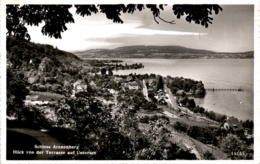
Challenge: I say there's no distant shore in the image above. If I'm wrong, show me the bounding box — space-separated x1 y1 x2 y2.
75 45 253 59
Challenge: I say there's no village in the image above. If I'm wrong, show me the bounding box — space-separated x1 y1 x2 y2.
19 60 253 160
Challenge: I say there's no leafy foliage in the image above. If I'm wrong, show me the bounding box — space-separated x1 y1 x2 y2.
172 5 222 28
167 76 206 97
7 68 29 119
96 131 134 159
137 138 197 159
7 4 222 40
203 151 216 160
242 120 253 129
56 92 135 159
7 5 74 39
173 121 188 132
220 135 244 159
173 121 225 146
156 75 164 91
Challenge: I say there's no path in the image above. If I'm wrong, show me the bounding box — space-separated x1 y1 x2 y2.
142 80 150 101
111 91 120 118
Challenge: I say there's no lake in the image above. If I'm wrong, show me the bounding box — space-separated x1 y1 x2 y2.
114 58 253 121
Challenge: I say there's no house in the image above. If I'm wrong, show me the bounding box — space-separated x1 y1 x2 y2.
158 98 167 105
148 79 157 89
154 90 168 105
24 100 49 106
223 122 230 130
176 90 186 96
224 116 243 131
108 89 116 94
128 81 139 90
71 80 88 97
114 76 123 83
244 129 253 140
90 80 97 88
126 76 134 82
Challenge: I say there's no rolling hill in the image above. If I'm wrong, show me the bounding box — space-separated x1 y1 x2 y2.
75 45 253 59
7 37 81 70
7 37 88 85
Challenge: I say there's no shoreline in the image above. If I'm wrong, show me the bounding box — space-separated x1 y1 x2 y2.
110 58 253 121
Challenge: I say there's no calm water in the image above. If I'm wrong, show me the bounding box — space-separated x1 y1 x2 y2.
114 58 253 121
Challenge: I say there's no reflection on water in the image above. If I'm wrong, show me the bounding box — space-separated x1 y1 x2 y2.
114 58 253 120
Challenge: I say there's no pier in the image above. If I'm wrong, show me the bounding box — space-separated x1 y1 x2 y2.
206 88 244 92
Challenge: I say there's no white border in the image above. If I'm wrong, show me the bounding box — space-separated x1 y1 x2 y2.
254 1 260 163
0 0 259 164
0 0 257 5
0 2 7 164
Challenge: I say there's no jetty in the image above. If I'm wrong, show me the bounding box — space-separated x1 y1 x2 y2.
206 88 243 92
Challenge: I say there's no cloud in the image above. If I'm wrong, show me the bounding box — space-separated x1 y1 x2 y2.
76 21 207 38
123 26 207 36
27 16 207 52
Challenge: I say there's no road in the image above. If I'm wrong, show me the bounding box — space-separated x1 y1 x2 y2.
111 91 120 118
163 85 219 127
142 80 150 101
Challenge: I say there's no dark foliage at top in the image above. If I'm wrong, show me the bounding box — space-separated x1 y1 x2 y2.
7 4 222 40
7 5 74 40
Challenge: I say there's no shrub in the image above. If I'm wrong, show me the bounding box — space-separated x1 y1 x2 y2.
203 151 216 160
140 116 150 124
173 121 188 133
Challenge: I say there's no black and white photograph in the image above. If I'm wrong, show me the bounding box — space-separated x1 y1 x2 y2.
4 3 255 161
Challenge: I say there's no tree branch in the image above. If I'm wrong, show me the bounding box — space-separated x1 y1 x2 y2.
153 15 159 24
157 15 175 24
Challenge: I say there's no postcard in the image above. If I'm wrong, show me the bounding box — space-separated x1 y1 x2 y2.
1 0 259 163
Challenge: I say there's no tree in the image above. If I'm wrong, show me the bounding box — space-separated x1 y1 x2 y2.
242 120 253 129
187 98 196 108
7 68 29 120
108 68 113 76
96 131 134 159
156 75 164 91
220 134 244 159
173 121 188 133
7 4 222 40
203 151 216 160
100 68 106 75
56 91 136 159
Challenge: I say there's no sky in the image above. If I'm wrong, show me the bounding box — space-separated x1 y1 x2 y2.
27 5 254 53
